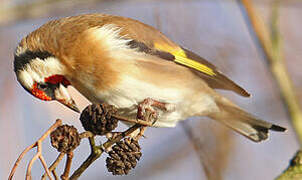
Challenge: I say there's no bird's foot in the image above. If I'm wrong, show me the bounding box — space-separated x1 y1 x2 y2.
137 98 171 123
136 98 175 139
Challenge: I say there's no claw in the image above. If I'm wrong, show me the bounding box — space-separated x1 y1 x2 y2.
135 98 174 139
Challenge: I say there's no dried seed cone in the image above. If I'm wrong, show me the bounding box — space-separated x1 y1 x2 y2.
80 104 119 135
50 125 80 153
106 138 142 175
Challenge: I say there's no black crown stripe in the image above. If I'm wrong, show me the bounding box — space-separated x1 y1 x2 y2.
14 50 54 73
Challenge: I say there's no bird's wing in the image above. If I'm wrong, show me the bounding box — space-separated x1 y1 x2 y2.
126 39 250 97
97 15 250 97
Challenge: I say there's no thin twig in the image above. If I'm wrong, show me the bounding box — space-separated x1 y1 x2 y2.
103 124 142 150
9 144 36 179
26 150 42 180
69 124 141 180
38 155 52 179
9 119 62 180
69 137 100 180
112 115 153 127
79 131 94 139
239 0 302 144
26 141 52 180
10 106 149 179
61 152 74 180
41 152 65 180
52 170 59 180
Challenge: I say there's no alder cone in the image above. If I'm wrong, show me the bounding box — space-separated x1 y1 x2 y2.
80 103 119 135
106 138 142 175
50 125 80 153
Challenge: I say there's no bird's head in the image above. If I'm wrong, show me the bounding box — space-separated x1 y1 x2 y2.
13 45 80 113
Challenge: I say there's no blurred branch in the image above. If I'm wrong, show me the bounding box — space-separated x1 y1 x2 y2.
152 6 223 179
1 0 302 26
181 122 210 178
140 139 193 178
153 3 233 178
181 121 233 180
239 0 302 144
276 150 302 180
0 0 108 26
239 0 302 178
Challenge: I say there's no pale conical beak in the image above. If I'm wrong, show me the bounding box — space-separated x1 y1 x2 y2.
54 84 80 113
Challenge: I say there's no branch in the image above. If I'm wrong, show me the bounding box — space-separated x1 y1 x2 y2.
112 115 153 127
61 152 74 180
9 119 62 180
69 124 142 179
10 103 151 179
41 153 65 180
41 131 93 180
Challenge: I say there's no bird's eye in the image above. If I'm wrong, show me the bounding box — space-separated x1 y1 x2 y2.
37 83 48 90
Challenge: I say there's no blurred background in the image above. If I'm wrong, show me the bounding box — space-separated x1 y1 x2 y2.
1 0 301 179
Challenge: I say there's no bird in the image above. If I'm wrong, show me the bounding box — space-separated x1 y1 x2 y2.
13 13 286 142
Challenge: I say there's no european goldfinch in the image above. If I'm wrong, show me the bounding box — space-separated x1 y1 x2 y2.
14 14 286 142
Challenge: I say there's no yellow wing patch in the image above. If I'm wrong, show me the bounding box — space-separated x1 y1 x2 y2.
154 43 216 76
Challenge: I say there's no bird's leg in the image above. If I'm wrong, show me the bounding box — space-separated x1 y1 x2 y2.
135 127 147 141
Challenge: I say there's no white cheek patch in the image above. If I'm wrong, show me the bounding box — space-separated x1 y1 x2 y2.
28 57 64 79
17 56 64 89
18 70 34 89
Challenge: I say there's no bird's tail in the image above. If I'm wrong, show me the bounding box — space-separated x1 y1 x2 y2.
209 97 286 142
